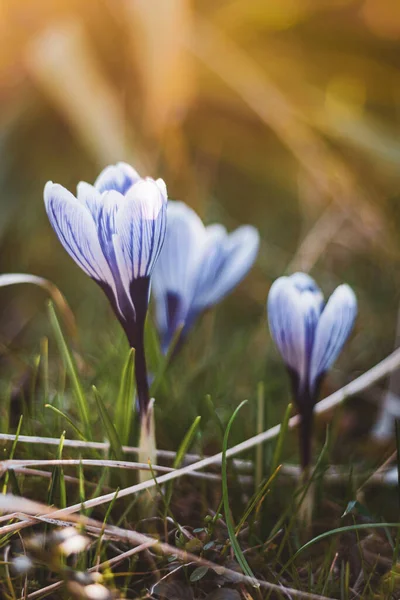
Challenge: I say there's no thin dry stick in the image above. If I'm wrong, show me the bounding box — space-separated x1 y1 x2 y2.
0 434 253 472
11 467 112 491
0 459 174 474
0 459 226 483
4 346 399 527
280 463 394 485
25 541 155 600
0 495 332 600
3 348 400 546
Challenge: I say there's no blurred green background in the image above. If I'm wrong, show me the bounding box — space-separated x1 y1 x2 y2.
1 0 400 451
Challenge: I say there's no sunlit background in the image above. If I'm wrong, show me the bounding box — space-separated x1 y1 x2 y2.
1 0 400 448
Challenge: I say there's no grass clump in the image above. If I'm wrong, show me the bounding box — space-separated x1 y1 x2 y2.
0 302 398 599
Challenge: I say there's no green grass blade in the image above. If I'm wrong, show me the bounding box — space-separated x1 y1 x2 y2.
7 470 21 497
202 394 224 437
270 427 335 579
150 323 184 397
30 354 40 410
255 381 265 490
165 416 201 509
78 461 86 515
148 462 183 531
94 488 120 565
59 461 67 509
41 337 49 406
173 416 201 469
292 424 331 517
222 400 258 584
48 301 91 439
294 522 400 560
2 415 23 494
45 404 86 440
92 386 124 460
9 415 22 459
115 348 135 446
144 313 162 371
270 403 292 475
47 432 66 507
235 465 281 535
86 467 110 519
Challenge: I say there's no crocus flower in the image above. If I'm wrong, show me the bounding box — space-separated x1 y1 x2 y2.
44 162 168 421
267 272 357 470
152 201 260 353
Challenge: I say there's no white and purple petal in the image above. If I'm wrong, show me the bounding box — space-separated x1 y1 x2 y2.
76 182 103 221
288 274 323 369
152 201 207 350
154 178 167 198
289 272 321 294
309 284 357 394
193 225 260 311
44 182 115 289
114 178 167 299
267 277 307 392
94 162 140 195
75 184 134 319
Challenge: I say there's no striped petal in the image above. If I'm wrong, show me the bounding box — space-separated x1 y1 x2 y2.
76 182 103 220
152 201 207 350
290 272 321 294
298 290 324 377
94 162 140 195
97 190 123 263
193 225 260 310
44 182 115 288
309 284 357 394
289 274 324 372
114 178 167 299
98 191 137 318
75 185 133 319
154 178 167 199
267 277 307 391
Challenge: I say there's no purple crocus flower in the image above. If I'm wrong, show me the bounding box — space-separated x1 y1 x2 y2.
44 162 168 421
267 272 357 469
152 201 260 353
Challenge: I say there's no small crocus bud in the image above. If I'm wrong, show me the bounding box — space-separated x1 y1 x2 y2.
267 272 357 470
152 201 260 353
44 162 168 420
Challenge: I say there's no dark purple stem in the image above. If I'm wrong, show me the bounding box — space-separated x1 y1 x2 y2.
133 322 150 418
127 278 151 418
288 368 323 472
98 277 151 418
299 405 314 471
